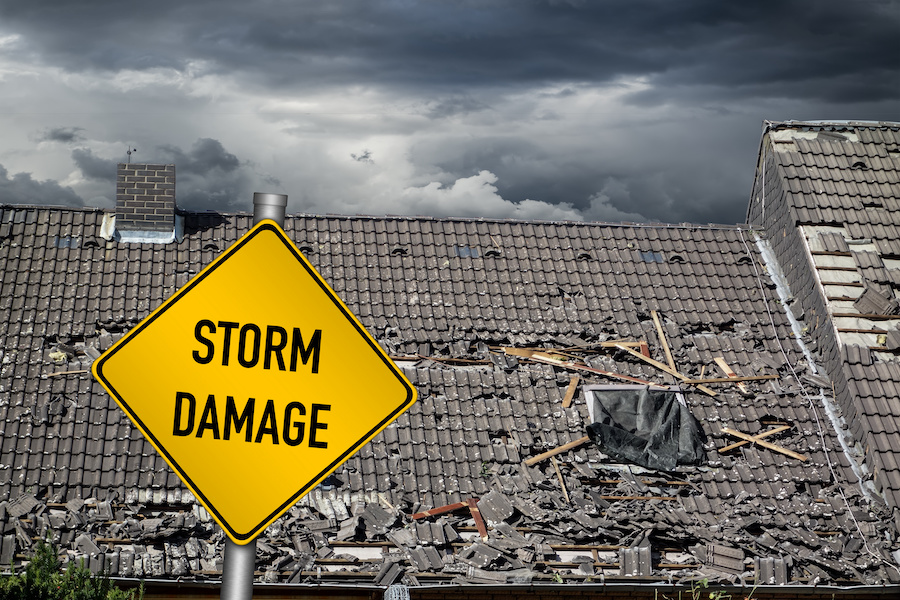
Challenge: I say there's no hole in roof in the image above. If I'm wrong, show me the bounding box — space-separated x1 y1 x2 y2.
202 242 219 251
453 244 479 258
390 246 408 256
51 235 80 249
816 131 847 142
668 253 686 264
851 160 869 170
640 250 665 263
484 248 502 258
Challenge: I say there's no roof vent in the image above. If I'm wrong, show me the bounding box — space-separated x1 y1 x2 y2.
577 251 594 261
390 246 408 256
483 248 502 258
851 160 869 170
115 163 179 243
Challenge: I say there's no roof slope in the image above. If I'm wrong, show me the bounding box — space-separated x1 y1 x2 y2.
1 205 897 590
747 121 900 529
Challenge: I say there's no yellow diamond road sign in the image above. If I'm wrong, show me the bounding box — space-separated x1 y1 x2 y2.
92 220 417 544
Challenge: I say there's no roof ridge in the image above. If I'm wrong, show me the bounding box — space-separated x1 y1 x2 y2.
0 203 751 231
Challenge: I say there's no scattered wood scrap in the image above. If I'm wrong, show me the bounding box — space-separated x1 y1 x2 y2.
719 426 808 461
613 344 717 397
714 357 747 393
718 425 791 453
411 497 488 541
523 435 590 466
651 310 676 371
682 374 780 384
561 375 580 408
501 347 666 388
551 456 570 504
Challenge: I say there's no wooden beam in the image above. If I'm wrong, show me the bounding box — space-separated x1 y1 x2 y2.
551 456 570 504
651 310 676 371
613 344 717 396
524 435 591 466
718 424 791 453
411 501 471 520
682 374 780 384
466 498 489 541
720 426 807 461
502 347 666 388
713 357 747 393
561 376 580 409
832 313 900 320
44 369 90 377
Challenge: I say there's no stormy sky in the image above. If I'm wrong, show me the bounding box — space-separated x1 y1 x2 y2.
0 0 897 224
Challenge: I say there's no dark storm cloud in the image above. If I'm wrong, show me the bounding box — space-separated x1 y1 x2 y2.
154 139 251 212
39 127 85 144
3 1 896 103
2 1 898 224
157 138 240 176
72 148 117 180
0 165 84 207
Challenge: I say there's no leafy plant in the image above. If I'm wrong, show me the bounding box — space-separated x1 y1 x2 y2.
0 539 143 600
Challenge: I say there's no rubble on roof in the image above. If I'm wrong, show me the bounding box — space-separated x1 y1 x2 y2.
2 177 900 592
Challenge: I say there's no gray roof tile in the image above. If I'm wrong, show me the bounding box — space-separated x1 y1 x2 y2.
1 173 898 587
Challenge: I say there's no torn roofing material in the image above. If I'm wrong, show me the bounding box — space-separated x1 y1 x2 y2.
1 163 900 591
585 385 705 471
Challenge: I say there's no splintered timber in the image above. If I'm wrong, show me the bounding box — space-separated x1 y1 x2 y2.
177 319 330 447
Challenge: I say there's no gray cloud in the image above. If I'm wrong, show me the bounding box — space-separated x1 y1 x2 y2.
39 127 85 144
156 139 251 212
72 148 117 180
3 1 896 101
0 165 84 207
0 1 897 224
157 138 240 176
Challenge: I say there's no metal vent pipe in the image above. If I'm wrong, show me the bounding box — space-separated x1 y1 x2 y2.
252 192 288 226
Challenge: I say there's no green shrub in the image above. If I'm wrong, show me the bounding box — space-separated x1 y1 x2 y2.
0 540 143 600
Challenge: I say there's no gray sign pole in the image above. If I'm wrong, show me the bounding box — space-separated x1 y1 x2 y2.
220 192 289 600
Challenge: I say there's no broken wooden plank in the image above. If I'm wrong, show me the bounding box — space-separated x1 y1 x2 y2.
714 357 747 393
466 498 489 541
718 425 791 453
682 374 780 384
561 376 580 409
720 426 807 461
551 457 570 504
44 369 90 378
524 436 590 466
411 501 471 520
638 340 651 358
613 344 717 396
651 310 676 371
503 347 667 388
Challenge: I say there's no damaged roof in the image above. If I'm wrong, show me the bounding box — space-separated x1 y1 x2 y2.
748 120 900 532
1 202 899 595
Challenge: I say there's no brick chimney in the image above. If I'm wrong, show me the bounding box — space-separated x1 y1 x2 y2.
115 163 177 242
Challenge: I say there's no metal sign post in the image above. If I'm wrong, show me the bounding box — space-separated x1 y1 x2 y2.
220 192 288 600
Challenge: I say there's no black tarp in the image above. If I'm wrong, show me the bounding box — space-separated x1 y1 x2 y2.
585 385 705 471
